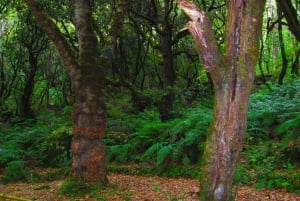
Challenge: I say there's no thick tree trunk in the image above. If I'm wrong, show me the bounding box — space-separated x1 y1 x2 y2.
24 0 108 184
178 1 265 200
71 96 107 183
201 78 253 201
70 0 107 183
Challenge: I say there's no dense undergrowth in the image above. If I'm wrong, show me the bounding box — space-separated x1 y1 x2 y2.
0 79 299 194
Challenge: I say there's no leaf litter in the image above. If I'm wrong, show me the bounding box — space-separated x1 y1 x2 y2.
0 171 299 201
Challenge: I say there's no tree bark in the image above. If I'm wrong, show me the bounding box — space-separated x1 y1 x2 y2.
178 0 265 200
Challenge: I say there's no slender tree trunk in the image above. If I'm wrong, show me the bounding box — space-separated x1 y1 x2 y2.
291 48 300 75
277 3 288 85
178 1 265 200
159 29 176 121
20 67 36 118
276 0 300 42
158 0 176 121
258 37 267 83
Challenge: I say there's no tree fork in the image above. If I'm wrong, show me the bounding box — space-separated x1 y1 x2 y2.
178 0 265 200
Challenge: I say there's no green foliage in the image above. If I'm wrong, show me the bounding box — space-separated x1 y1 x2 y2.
153 182 183 201
276 115 300 166
106 144 133 163
40 125 73 166
58 179 91 198
0 118 48 167
0 108 72 168
140 107 211 166
247 79 300 142
105 105 212 167
160 165 201 179
255 170 300 193
237 79 300 193
41 167 71 181
58 178 106 200
236 141 300 193
1 160 30 183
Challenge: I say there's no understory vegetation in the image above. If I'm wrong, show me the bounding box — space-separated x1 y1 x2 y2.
0 79 299 194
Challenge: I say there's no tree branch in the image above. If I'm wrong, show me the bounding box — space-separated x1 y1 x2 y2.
24 0 80 87
177 0 224 73
0 193 32 201
276 0 300 42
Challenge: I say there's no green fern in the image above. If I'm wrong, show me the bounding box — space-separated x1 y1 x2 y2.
182 129 201 146
106 144 132 163
276 115 300 134
142 142 166 161
156 144 175 165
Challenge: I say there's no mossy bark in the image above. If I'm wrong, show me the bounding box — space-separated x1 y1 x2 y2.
178 0 265 200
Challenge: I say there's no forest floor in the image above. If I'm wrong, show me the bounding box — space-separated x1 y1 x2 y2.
0 168 300 201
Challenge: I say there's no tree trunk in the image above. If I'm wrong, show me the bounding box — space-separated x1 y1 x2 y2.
276 0 300 42
291 48 300 75
158 0 176 121
277 3 288 85
178 1 265 200
24 0 108 184
70 0 107 183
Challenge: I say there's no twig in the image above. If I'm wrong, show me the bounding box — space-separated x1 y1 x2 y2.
0 193 32 201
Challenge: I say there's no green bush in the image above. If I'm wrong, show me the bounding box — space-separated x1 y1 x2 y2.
1 160 29 183
58 179 90 198
0 119 48 167
247 79 300 143
58 178 104 199
105 105 212 169
0 108 72 168
40 125 73 166
140 107 211 166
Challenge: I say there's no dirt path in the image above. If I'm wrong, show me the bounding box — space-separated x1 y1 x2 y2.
1 173 300 201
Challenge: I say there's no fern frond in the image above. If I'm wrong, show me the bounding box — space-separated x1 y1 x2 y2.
106 144 132 162
142 142 166 161
156 144 174 165
183 129 201 146
277 116 300 134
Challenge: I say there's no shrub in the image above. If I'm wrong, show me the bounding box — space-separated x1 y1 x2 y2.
105 105 212 168
40 125 73 166
58 178 104 199
1 160 29 183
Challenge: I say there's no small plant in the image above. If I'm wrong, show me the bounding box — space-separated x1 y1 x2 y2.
153 182 183 201
58 178 107 200
40 125 73 166
1 160 29 183
58 179 91 199
41 167 71 181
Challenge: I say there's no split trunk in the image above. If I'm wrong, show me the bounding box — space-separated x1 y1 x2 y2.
178 0 266 200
